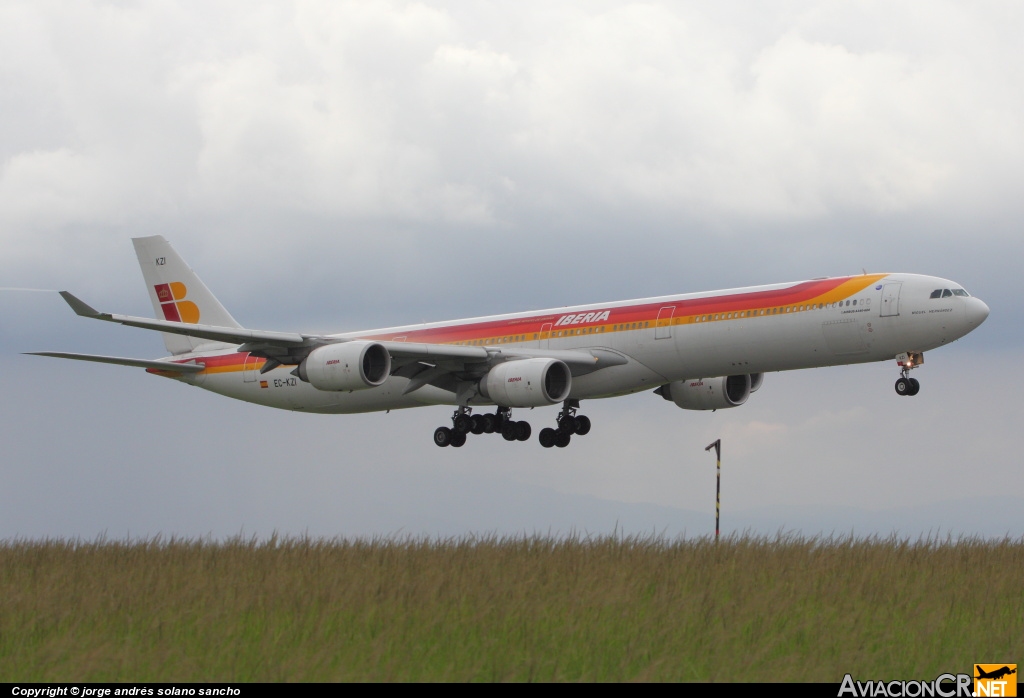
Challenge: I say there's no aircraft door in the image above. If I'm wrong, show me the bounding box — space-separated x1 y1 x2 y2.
242 352 260 383
539 323 552 349
655 306 676 340
881 283 902 317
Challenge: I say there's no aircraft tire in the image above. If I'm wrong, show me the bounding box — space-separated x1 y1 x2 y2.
539 428 556 448
560 416 578 435
470 414 486 434
482 414 496 434
555 430 571 448
451 431 467 448
515 421 531 441
895 378 911 396
908 378 920 396
434 427 453 447
574 415 591 436
501 422 517 441
454 414 473 434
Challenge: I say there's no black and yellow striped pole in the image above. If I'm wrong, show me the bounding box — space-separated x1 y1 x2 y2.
705 439 721 539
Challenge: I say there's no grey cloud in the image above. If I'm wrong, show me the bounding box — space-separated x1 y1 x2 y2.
1 1 1021 540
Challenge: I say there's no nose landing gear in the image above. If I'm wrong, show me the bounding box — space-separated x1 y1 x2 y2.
894 375 920 396
894 352 923 396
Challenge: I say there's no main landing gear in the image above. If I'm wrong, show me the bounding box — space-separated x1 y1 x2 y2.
432 401 594 448
433 406 532 448
894 352 923 397
538 400 592 449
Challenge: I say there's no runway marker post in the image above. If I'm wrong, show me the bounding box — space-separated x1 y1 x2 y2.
705 439 722 539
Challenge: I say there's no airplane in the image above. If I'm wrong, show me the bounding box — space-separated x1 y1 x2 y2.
28 236 989 448
975 666 1016 681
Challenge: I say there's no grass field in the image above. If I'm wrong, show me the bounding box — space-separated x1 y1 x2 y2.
1 533 1021 682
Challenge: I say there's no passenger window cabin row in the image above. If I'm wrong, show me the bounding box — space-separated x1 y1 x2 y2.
449 293 892 344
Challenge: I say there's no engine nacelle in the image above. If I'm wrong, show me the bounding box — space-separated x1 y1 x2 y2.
656 374 757 410
297 341 391 392
479 358 572 407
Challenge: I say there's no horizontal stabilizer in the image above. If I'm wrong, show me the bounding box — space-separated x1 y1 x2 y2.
25 352 204 373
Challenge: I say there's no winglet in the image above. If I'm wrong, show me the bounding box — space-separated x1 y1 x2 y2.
59 291 102 317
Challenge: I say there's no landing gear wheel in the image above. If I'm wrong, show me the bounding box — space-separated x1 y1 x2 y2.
454 413 473 434
539 428 556 448
908 378 920 396
554 399 585 441
895 377 911 396
434 427 452 447
515 421 532 442
501 422 518 441
481 414 496 434
450 431 467 448
470 414 485 435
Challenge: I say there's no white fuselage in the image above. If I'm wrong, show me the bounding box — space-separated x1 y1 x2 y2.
163 273 988 414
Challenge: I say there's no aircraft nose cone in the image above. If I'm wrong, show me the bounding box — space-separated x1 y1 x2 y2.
966 297 990 326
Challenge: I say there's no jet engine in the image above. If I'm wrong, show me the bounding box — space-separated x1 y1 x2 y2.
297 341 391 391
479 358 572 407
655 373 763 410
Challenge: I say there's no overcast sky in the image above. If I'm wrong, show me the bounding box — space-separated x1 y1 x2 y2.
2 0 1022 541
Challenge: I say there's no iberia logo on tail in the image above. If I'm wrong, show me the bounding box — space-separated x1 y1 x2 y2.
154 282 200 323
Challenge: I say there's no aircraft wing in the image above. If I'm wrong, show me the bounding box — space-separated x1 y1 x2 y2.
58 291 310 347
378 341 624 370
479 346 628 373
378 341 489 362
53 291 628 379
24 352 204 373
383 344 627 395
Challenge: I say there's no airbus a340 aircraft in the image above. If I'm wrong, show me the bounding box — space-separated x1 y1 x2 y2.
31 236 989 448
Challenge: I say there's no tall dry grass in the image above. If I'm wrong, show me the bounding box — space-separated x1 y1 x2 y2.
1 533 1021 681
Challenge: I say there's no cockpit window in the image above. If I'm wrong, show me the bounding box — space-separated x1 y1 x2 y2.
931 288 970 299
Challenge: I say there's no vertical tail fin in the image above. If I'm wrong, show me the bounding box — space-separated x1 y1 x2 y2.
132 236 241 355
